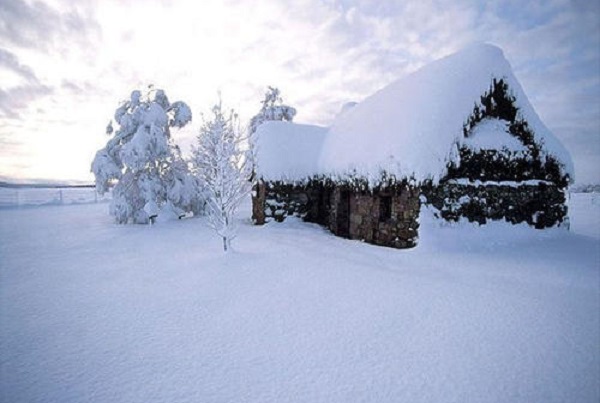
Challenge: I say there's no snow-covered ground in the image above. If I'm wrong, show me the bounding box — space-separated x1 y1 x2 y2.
1 194 598 403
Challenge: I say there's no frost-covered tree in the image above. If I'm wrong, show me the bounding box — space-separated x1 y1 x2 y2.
192 100 251 251
249 86 296 135
91 87 200 224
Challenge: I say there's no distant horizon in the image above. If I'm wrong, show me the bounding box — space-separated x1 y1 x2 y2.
0 177 95 187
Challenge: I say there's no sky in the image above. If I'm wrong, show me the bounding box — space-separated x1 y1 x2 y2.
0 0 599 184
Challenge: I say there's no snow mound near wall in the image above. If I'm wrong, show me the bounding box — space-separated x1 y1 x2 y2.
319 43 574 183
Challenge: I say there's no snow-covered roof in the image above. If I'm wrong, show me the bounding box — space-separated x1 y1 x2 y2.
255 121 327 182
256 44 574 184
320 43 574 183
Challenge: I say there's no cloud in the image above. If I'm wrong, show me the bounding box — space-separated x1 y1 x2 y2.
0 48 53 119
0 0 100 53
0 48 39 84
0 1 101 121
0 133 21 148
0 85 54 119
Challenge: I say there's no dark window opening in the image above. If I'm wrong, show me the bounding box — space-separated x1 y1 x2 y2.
337 190 351 237
379 196 392 222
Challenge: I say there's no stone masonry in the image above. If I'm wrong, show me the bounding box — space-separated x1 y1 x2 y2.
328 187 420 248
252 181 421 249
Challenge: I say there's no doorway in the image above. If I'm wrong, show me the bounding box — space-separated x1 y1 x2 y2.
336 190 351 238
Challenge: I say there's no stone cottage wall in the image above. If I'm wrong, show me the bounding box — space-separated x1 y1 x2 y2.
252 181 327 224
252 181 421 249
329 186 420 248
423 180 567 228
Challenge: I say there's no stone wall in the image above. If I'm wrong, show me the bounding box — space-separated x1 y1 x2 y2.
328 187 420 248
252 181 421 249
252 181 329 224
423 180 567 228
252 178 567 249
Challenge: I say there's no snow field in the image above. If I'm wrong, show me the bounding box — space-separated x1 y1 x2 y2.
1 195 599 403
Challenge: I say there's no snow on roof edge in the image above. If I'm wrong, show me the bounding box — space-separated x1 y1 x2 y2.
255 121 328 182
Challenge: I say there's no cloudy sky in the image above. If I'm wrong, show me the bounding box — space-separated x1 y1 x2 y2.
1 0 598 184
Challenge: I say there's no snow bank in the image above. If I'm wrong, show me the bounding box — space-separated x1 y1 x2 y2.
319 43 574 183
255 121 328 182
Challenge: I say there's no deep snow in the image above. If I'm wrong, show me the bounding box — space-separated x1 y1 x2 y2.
0 194 598 403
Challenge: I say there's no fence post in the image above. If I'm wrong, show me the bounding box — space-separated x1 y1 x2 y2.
59 189 64 205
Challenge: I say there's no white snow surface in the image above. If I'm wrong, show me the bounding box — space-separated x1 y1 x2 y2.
1 196 599 403
255 121 328 181
319 43 574 183
463 117 528 153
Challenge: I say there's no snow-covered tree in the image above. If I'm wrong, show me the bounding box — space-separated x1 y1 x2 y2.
91 87 199 224
162 145 206 219
192 100 251 251
249 86 296 135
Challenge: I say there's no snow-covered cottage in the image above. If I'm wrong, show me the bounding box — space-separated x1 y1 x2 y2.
252 44 573 248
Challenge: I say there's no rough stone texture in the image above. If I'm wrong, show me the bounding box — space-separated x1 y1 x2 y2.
252 181 420 249
251 178 569 248
423 181 568 228
335 187 420 249
253 182 324 224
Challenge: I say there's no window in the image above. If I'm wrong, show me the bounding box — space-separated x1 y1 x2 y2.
379 196 392 222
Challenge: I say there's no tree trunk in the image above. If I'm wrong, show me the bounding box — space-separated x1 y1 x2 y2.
222 236 228 252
